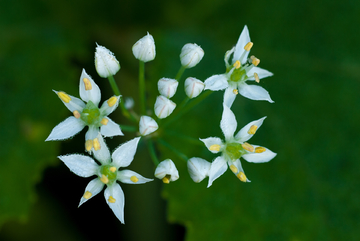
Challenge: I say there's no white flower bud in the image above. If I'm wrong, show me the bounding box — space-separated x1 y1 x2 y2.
154 159 179 183
139 116 158 136
157 78 178 98
124 97 134 110
154 95 176 119
180 43 204 68
187 157 211 183
94 44 120 78
184 77 205 98
132 32 156 62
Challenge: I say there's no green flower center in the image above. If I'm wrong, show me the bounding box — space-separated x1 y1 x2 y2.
230 68 247 82
80 101 101 126
100 165 117 185
225 142 246 160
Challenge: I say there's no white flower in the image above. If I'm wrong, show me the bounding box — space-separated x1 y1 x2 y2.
94 44 120 78
187 157 211 183
46 69 123 152
204 25 274 107
58 136 153 224
157 78 179 98
180 43 204 68
184 77 205 98
139 116 158 136
154 159 179 183
200 104 276 187
132 32 156 62
154 95 176 119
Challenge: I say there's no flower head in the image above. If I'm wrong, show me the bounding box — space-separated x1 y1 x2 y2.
154 95 176 119
132 32 156 62
157 78 179 98
200 104 276 187
58 136 153 224
180 43 204 68
95 44 120 78
184 77 205 98
204 25 274 107
139 116 158 136
154 159 179 183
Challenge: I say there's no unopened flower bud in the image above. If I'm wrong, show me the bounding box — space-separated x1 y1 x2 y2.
180 43 204 68
154 159 179 183
187 157 211 183
124 97 135 110
132 32 156 62
184 77 205 98
95 44 120 78
158 78 178 98
154 96 176 119
139 116 158 136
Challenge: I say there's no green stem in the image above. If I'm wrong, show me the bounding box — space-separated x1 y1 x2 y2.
175 65 186 81
158 138 188 162
162 97 189 129
139 61 146 114
147 140 160 166
164 130 203 146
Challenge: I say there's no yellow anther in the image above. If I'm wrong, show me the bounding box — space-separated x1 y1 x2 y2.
248 125 258 135
229 164 238 174
85 140 93 151
58 92 71 103
244 42 253 51
93 138 101 151
162 175 171 184
83 77 92 90
109 167 117 173
237 172 247 182
100 174 109 184
108 196 116 203
130 176 139 183
100 118 108 125
254 72 260 83
250 56 260 66
83 191 92 199
233 60 241 69
242 142 255 152
255 146 266 153
107 96 118 107
73 110 81 119
209 144 221 152
233 89 239 95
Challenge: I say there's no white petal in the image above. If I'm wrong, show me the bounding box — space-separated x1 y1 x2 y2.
79 69 101 106
104 184 125 224
199 137 223 154
154 96 176 119
187 157 211 183
242 145 277 163
157 78 178 98
100 117 123 137
139 116 158 136
223 86 237 108
238 83 274 103
204 74 228 91
78 178 104 207
224 47 235 68
247 67 273 81
92 134 111 165
46 116 85 141
117 170 153 184
85 125 99 141
207 156 227 188
233 25 251 64
100 95 121 116
132 32 156 62
95 44 120 78
228 159 250 182
220 104 237 141
53 90 85 112
235 116 266 142
154 159 179 181
180 43 204 68
58 154 99 177
112 137 141 168
184 77 205 99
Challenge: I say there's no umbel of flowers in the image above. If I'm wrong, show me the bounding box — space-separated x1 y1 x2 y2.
46 26 276 224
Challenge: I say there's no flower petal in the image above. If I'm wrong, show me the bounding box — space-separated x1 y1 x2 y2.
117 170 153 184
242 145 277 163
220 104 237 141
104 184 125 224
227 159 250 182
46 116 85 141
238 82 274 103
100 95 121 116
204 74 229 91
207 156 228 188
92 134 111 165
154 159 179 181
223 86 237 108
187 157 211 183
247 67 273 81
100 117 124 137
79 69 101 106
78 178 104 207
199 137 223 154
112 137 141 168
53 90 85 112
233 25 251 64
235 116 266 142
58 154 99 177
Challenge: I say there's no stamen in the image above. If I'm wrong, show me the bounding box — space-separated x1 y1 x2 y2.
254 73 260 83
250 56 260 66
255 146 266 153
108 196 116 203
242 142 254 152
229 164 238 174
244 42 253 51
248 125 258 135
107 96 118 107
209 144 221 152
109 167 117 173
93 138 101 151
162 175 171 184
100 174 109 184
100 118 108 125
83 191 92 199
73 110 81 119
233 60 241 69
233 89 239 95
83 78 92 90
237 172 247 182
130 176 139 183
58 92 71 103
85 140 93 151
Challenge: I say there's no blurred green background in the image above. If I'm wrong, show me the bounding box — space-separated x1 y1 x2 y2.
1 0 359 240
